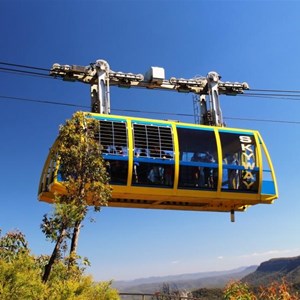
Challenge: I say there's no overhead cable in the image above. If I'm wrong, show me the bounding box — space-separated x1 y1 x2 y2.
2 60 300 100
249 88 300 93
241 94 300 101
0 61 51 79
0 67 51 78
0 61 50 72
0 95 89 109
0 94 299 125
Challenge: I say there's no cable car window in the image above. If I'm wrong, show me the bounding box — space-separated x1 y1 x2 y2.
96 120 128 155
94 120 128 185
219 132 258 192
40 158 57 193
258 136 276 195
132 123 174 187
177 127 218 190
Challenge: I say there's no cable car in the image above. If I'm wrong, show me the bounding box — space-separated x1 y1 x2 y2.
38 112 278 214
38 60 278 220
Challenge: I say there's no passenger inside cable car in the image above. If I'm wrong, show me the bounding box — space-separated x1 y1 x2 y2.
131 123 175 187
177 126 218 190
220 132 258 192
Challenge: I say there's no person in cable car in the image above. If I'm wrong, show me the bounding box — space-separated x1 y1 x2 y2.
228 153 240 190
191 152 204 187
203 151 216 188
147 146 163 184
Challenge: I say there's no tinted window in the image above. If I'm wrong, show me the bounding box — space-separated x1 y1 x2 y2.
177 127 218 190
219 132 258 192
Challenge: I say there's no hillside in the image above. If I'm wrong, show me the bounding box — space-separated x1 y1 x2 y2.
114 256 300 298
113 266 257 293
242 255 300 287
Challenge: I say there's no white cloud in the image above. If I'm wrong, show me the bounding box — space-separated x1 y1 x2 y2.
238 249 300 259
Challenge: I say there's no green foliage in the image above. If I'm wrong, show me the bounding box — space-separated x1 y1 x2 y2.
43 112 111 239
223 281 256 300
0 229 28 262
153 283 191 300
257 279 299 300
0 229 120 300
223 280 299 300
192 287 223 299
44 261 120 300
0 253 45 300
41 112 112 281
41 201 81 243
55 111 111 208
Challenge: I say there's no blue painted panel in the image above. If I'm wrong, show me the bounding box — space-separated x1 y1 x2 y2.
218 129 254 135
134 157 174 165
262 180 276 195
91 115 127 122
132 120 172 127
103 154 128 161
176 124 214 131
180 161 218 168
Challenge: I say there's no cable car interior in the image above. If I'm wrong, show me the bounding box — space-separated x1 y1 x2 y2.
38 60 278 221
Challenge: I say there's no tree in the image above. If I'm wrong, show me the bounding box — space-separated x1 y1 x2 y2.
0 229 120 300
41 112 111 282
0 229 28 262
223 281 256 300
153 283 191 300
223 280 299 300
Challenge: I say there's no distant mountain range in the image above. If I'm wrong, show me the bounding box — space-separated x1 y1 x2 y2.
114 255 300 294
113 266 257 293
242 255 300 288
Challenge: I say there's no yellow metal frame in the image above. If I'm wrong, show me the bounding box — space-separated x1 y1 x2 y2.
38 113 278 213
257 131 279 201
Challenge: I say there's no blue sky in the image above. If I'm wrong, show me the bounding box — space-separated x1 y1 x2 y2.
1 0 300 281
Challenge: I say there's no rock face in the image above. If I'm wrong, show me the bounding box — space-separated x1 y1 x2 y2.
257 256 300 273
242 256 300 287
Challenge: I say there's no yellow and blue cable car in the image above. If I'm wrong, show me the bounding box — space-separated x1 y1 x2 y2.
38 113 278 214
